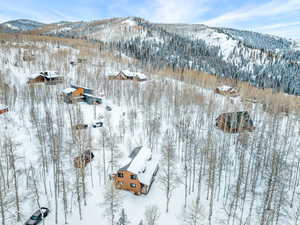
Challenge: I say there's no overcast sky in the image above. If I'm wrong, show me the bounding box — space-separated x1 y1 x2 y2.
0 0 299 40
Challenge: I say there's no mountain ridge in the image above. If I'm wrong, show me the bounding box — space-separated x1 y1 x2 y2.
1 17 300 95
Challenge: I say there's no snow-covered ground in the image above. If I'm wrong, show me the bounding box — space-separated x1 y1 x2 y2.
1 36 300 225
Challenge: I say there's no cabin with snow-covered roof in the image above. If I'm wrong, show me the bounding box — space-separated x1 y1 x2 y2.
112 146 159 195
214 85 239 97
62 85 102 104
108 70 147 81
27 71 64 84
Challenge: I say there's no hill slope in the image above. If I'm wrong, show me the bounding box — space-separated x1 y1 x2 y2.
1 17 300 95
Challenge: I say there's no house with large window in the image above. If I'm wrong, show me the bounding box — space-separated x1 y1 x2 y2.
112 146 159 195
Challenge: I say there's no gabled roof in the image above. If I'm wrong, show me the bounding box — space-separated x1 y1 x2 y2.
119 146 159 185
40 71 62 78
62 87 77 94
119 146 151 174
70 84 94 94
120 70 147 80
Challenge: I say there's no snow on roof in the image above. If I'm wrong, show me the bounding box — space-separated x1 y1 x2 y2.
40 71 63 78
28 73 42 79
121 70 147 80
84 93 102 99
217 85 234 92
62 87 76 94
120 146 153 174
0 104 8 110
138 155 159 186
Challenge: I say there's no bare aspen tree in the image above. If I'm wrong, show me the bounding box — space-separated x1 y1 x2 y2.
103 183 123 225
144 205 160 225
181 201 204 225
159 129 180 213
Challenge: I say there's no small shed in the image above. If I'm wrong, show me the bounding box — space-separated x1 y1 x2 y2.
112 146 159 195
74 151 95 168
215 111 255 133
0 105 8 115
215 85 239 97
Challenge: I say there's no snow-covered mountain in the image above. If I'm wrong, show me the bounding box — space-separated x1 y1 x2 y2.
1 17 300 95
0 19 45 32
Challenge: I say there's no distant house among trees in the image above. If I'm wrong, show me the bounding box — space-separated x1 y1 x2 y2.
215 111 255 133
107 70 147 81
0 104 8 115
214 85 239 97
62 84 102 105
74 150 95 168
27 71 64 84
112 146 159 195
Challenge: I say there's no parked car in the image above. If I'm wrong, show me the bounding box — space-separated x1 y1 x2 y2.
24 207 49 225
92 120 103 128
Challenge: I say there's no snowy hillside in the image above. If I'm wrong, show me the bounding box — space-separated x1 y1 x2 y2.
0 19 44 32
1 33 300 225
1 17 300 95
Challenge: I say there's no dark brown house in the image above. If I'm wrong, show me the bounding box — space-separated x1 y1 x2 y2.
74 151 94 168
0 105 8 115
112 146 159 195
215 111 255 133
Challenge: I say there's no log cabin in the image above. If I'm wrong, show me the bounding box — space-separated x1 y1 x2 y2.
112 146 159 195
215 111 255 133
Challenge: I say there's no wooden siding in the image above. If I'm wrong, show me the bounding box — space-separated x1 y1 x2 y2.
0 108 8 115
27 75 45 84
113 170 143 195
72 88 84 97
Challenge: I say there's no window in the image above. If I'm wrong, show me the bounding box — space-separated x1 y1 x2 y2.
131 175 137 180
117 172 124 178
130 183 136 188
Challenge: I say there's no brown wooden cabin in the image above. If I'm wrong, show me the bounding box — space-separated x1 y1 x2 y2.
74 151 94 168
215 111 255 133
0 105 8 115
62 85 102 105
214 85 239 97
112 146 159 195
108 70 147 82
27 71 64 84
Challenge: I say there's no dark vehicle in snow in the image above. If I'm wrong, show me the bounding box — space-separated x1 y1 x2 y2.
24 207 49 225
92 120 103 128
